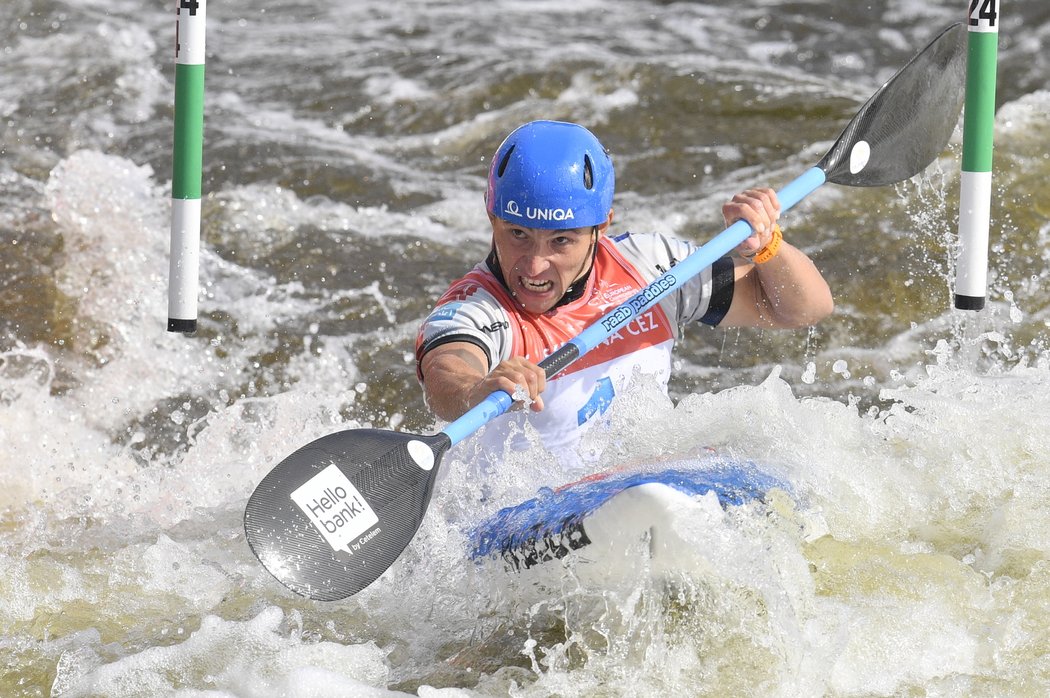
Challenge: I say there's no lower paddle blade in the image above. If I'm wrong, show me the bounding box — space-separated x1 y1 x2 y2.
244 429 451 601
819 22 967 187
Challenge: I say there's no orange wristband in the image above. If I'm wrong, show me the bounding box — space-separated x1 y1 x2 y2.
749 224 782 264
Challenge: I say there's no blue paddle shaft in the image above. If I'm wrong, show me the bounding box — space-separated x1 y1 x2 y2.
441 166 828 447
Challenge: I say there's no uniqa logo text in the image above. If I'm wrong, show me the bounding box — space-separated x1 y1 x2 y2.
505 200 576 222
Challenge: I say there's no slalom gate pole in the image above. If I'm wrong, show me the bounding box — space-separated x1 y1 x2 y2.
168 0 207 333
954 0 1000 311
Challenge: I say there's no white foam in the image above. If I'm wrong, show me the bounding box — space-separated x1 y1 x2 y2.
48 608 397 697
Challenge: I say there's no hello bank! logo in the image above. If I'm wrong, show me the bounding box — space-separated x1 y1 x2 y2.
290 464 379 555
504 200 576 223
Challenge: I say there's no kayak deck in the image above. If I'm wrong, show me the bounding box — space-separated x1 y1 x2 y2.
471 459 788 571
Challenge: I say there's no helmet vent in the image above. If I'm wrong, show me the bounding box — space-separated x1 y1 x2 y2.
497 145 515 177
583 154 594 190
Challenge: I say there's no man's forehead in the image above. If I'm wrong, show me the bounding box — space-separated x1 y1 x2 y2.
497 220 593 236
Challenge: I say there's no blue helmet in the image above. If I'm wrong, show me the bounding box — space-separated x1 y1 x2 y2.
486 120 615 229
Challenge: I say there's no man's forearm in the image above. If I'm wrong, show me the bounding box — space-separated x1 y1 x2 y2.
419 346 489 421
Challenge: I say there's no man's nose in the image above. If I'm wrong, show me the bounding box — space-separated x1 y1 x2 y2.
519 247 551 275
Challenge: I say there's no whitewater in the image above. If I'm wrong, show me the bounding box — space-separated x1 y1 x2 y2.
2 0 1049 695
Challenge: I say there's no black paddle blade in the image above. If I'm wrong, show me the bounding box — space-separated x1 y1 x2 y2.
244 429 451 601
819 22 966 187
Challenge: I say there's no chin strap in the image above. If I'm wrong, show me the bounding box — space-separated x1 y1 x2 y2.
556 226 600 308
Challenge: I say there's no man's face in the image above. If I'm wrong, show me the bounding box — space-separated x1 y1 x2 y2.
490 216 599 315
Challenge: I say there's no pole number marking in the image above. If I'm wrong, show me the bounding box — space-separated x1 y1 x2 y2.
968 0 998 29
175 0 200 58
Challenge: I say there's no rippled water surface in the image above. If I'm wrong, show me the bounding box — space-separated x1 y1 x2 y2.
2 0 1049 695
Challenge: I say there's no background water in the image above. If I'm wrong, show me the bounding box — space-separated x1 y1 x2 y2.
2 0 1050 695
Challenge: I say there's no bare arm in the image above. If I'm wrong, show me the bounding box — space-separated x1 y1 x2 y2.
419 342 546 421
719 188 834 329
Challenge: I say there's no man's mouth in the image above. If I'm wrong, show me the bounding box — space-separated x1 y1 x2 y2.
519 277 554 294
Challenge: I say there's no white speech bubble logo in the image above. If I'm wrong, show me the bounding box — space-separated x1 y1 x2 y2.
290 464 379 554
407 440 434 471
850 140 871 174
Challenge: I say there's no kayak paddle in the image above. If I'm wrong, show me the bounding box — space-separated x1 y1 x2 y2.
244 22 966 601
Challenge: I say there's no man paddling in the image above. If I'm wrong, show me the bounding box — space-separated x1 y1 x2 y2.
415 120 833 469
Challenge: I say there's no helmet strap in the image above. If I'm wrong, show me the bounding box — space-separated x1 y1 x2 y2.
555 226 600 308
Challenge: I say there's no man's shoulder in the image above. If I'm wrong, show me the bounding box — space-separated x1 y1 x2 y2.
435 264 508 308
419 268 514 351
610 229 693 251
608 231 697 276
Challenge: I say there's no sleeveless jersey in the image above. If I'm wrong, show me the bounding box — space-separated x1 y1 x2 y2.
415 232 736 473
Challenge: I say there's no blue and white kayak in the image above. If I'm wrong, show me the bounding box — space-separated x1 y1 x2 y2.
470 456 789 574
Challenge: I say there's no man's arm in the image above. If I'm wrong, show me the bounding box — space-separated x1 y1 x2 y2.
419 342 546 421
721 241 834 328
718 188 834 329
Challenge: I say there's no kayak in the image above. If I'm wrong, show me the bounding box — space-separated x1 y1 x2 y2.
470 456 789 574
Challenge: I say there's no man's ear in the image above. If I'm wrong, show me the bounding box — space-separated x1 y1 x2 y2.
596 208 614 236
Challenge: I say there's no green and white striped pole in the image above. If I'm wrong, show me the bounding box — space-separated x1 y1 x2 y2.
954 0 1000 311
168 0 207 333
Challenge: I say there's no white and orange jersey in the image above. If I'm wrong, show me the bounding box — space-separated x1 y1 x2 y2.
416 232 736 472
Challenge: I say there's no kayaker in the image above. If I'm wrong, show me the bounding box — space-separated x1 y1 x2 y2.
415 120 833 468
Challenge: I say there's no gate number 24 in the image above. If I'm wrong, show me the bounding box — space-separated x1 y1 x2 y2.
969 0 998 28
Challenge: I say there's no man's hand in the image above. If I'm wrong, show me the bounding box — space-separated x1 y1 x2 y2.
723 187 781 258
470 357 546 413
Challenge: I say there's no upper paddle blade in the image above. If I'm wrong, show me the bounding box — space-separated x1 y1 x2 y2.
243 429 450 601
819 22 967 187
